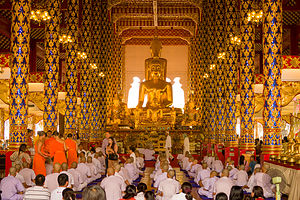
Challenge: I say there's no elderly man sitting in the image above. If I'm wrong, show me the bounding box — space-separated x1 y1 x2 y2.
0 167 25 200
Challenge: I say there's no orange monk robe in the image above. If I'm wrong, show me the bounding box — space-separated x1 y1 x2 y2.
52 139 67 165
65 138 78 167
44 137 55 156
33 142 46 176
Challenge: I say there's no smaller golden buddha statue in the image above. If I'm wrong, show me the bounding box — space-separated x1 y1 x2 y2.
182 94 199 126
107 93 128 128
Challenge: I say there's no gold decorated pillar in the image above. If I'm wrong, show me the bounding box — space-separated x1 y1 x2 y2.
44 0 60 132
240 0 255 150
79 0 91 140
0 108 4 139
9 0 31 148
65 0 79 136
262 0 282 156
215 0 226 144
225 0 238 147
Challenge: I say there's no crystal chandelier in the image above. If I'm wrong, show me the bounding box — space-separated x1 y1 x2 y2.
247 10 263 23
30 10 51 25
217 52 226 59
99 72 105 78
209 64 216 70
77 51 87 60
203 73 209 79
59 34 73 44
230 35 241 45
90 63 97 69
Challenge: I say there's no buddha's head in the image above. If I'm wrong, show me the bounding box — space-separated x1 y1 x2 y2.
150 64 162 80
150 37 162 58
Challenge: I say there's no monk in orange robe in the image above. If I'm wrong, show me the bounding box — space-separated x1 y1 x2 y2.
51 131 67 165
33 131 50 176
43 130 55 155
65 133 78 167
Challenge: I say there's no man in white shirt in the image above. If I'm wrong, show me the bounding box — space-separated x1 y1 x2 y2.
158 170 180 200
181 154 191 170
136 152 145 170
14 164 26 187
44 162 61 192
195 163 211 185
60 162 74 188
188 159 202 178
233 165 248 187
124 157 139 181
213 169 234 198
19 162 36 188
206 153 215 169
245 167 261 193
138 147 155 161
120 163 132 184
76 156 92 184
24 174 50 200
198 171 219 199
154 164 169 188
254 164 275 198
165 131 174 161
114 163 130 185
129 146 137 166
212 156 223 174
0 167 25 200
86 156 101 181
50 173 69 200
228 164 239 180
100 168 126 200
93 153 105 174
68 162 87 192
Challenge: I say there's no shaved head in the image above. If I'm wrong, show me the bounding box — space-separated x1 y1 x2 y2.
107 168 115 176
239 165 245 170
222 169 229 177
9 167 16 176
61 162 68 171
162 164 169 172
22 162 29 168
53 163 61 173
87 156 92 163
81 157 86 163
210 171 217 177
114 164 121 172
167 170 175 178
15 164 21 172
71 162 78 169
202 163 208 169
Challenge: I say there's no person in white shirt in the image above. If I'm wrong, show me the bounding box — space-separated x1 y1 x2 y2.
154 163 169 188
100 168 126 200
171 182 195 200
254 164 275 198
19 162 36 188
24 174 50 200
93 153 105 174
198 171 218 198
188 159 202 178
227 163 239 180
125 157 139 181
233 165 248 187
45 159 53 176
183 134 190 154
138 147 155 161
136 151 145 170
213 169 234 199
45 162 61 192
50 173 69 200
0 167 25 200
68 162 87 192
113 163 130 185
76 156 92 184
181 154 191 170
212 156 223 174
135 183 147 200
60 162 74 188
206 153 215 169
195 163 211 185
165 131 174 161
14 164 26 187
129 146 137 165
158 169 180 200
86 156 101 181
120 163 132 184
185 156 194 172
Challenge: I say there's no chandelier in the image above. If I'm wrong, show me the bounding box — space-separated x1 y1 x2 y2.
59 34 73 44
209 64 216 70
230 35 241 45
217 52 226 59
90 63 97 69
99 72 105 77
30 10 51 25
77 51 87 60
203 73 209 79
247 10 263 23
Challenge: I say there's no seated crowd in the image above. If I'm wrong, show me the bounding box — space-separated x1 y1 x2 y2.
0 131 276 200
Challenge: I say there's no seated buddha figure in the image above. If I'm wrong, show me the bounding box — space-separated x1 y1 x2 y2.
137 37 173 109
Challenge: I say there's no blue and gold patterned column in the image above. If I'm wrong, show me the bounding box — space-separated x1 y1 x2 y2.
225 0 238 147
215 0 226 144
79 0 91 140
44 0 60 132
262 0 282 155
9 0 31 148
65 0 78 136
240 0 255 150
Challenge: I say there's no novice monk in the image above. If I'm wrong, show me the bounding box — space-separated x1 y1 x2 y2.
212 156 224 174
154 163 169 188
233 165 248 187
158 169 180 200
86 156 101 181
18 162 35 188
60 162 74 188
198 171 218 198
51 132 67 165
76 157 92 184
188 159 202 178
213 169 234 199
125 157 139 181
65 134 78 167
33 131 49 176
44 163 61 192
0 167 25 200
195 163 210 185
68 162 87 191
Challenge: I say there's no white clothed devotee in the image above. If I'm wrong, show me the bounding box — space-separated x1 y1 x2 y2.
15 173 25 185
138 148 155 161
181 157 190 170
0 175 25 200
213 176 234 199
245 173 257 193
188 164 202 178
76 163 92 184
135 192 145 200
254 172 275 198
44 173 59 192
100 175 126 200
212 160 223 174
45 164 53 175
125 163 139 181
92 157 104 173
158 178 181 200
154 172 167 188
195 168 211 184
60 171 74 188
177 154 184 161
198 176 219 198
50 186 66 200
120 166 132 184
203 156 208 164
233 169 248 187
136 157 145 169
130 152 137 166
86 163 100 181
18 167 36 187
153 168 163 181
206 157 215 169
68 168 87 192
183 136 190 154
229 167 239 180
171 193 195 200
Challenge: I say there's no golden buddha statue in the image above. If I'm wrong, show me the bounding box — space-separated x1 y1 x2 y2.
137 37 173 109
107 93 128 128
182 94 199 126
